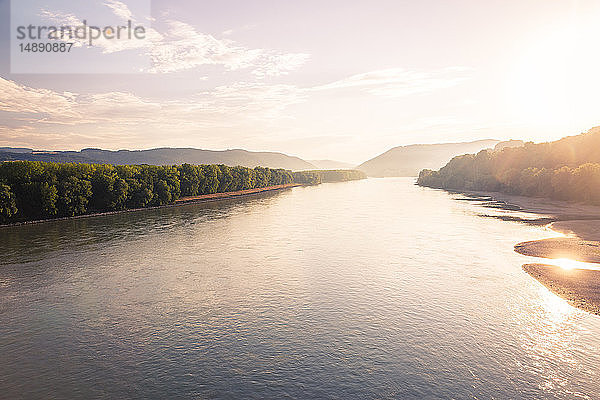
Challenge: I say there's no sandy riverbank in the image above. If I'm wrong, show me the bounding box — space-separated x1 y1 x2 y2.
174 184 300 204
523 263 600 315
516 219 600 315
462 191 600 315
550 220 600 241
515 236 600 264
463 189 600 220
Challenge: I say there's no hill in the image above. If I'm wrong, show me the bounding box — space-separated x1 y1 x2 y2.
417 127 600 204
357 140 500 177
0 147 317 171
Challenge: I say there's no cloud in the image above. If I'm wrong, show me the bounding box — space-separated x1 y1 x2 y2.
103 0 133 21
0 64 470 138
39 8 309 76
147 20 310 75
0 77 312 151
0 78 79 118
0 77 305 136
199 83 306 120
312 67 472 97
250 53 311 78
0 62 473 153
221 24 257 37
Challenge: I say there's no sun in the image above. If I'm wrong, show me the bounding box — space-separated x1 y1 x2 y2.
506 19 600 130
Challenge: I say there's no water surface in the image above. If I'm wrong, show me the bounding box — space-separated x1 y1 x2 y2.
1 178 599 399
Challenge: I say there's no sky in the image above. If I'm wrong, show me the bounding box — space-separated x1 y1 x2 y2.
1 0 600 164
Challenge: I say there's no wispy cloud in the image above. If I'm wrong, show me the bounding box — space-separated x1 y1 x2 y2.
103 0 133 21
0 62 472 145
0 76 312 150
0 77 304 134
39 7 310 76
200 83 306 119
148 20 310 75
222 24 258 37
0 78 79 117
312 67 472 97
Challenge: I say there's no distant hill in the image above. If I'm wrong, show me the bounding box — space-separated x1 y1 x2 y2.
357 139 500 177
306 160 355 170
0 147 317 171
0 147 32 154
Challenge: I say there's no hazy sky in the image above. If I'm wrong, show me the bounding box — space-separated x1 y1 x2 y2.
1 0 600 163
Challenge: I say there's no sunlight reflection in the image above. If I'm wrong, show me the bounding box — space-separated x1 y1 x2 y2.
526 254 600 271
515 285 581 394
545 258 600 271
538 284 575 317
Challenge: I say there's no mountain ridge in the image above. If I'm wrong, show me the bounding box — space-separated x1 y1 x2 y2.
357 139 501 177
0 147 318 171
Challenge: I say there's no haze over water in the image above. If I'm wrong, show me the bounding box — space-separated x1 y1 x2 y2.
1 178 599 399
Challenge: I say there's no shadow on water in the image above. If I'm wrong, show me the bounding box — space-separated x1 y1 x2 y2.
0 189 291 266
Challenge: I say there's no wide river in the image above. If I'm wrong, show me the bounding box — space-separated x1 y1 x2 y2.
1 178 600 399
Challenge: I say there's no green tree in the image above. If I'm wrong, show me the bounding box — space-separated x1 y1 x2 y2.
179 164 202 196
201 165 219 194
40 182 58 217
155 179 172 205
0 183 17 222
58 176 92 217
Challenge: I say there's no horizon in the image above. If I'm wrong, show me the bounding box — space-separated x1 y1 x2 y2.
0 136 517 166
2 0 600 164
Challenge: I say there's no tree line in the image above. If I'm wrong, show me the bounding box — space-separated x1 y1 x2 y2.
0 161 366 223
292 169 366 185
417 128 600 204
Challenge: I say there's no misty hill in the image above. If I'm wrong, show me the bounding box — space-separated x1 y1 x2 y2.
0 147 32 154
307 160 355 170
0 147 317 171
357 139 500 177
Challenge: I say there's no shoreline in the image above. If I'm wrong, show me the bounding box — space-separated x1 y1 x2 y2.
522 263 600 315
0 183 301 229
516 220 600 316
454 189 600 315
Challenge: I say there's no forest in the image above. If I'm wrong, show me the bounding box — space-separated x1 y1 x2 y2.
292 169 367 185
417 127 600 204
0 161 366 223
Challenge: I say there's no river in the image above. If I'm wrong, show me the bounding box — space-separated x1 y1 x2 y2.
1 178 599 399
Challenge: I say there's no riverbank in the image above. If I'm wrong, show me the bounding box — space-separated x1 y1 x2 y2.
515 235 600 264
516 219 600 315
522 264 600 315
0 183 300 228
174 184 300 204
455 189 600 315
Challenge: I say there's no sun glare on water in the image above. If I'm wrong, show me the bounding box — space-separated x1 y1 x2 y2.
546 258 600 271
551 258 581 270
